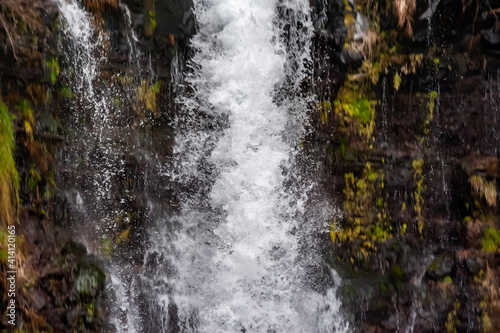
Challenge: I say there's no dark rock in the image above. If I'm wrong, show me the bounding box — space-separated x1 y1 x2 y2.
61 240 87 256
155 0 195 42
465 257 484 275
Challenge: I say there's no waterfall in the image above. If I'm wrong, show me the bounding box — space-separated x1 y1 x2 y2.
146 0 348 331
54 0 347 331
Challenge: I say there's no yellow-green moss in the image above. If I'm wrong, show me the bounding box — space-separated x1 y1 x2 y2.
137 80 161 115
413 158 424 234
445 299 461 333
334 89 377 141
393 72 401 91
0 102 19 226
423 90 438 138
334 163 391 256
482 227 500 253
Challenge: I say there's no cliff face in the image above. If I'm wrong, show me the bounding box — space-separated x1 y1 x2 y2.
0 0 193 330
309 0 500 331
1 0 500 331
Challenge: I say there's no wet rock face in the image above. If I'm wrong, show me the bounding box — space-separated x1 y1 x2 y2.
155 0 195 42
308 0 500 331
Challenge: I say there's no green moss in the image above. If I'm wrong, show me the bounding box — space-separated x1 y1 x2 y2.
340 284 357 299
0 102 19 226
334 91 377 141
75 263 105 297
480 311 492 332
46 57 60 84
60 85 74 99
389 264 405 289
372 223 391 241
482 227 500 253
336 97 374 124
28 165 41 191
337 138 349 158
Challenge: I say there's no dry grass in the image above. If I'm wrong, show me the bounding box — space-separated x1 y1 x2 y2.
394 0 416 36
470 175 497 207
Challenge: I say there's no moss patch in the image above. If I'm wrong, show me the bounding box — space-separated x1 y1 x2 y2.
0 102 19 226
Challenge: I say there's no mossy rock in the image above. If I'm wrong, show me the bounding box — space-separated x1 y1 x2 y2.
426 253 454 279
74 261 106 298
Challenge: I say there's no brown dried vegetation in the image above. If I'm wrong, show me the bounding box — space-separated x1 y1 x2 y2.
85 0 119 13
394 0 416 36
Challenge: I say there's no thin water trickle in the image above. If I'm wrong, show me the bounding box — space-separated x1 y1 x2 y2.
381 77 388 144
119 2 141 68
55 0 141 331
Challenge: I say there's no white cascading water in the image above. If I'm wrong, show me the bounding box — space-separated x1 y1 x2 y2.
146 0 349 331
55 0 115 206
55 0 348 331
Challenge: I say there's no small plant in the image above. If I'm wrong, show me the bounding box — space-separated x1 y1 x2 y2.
393 72 401 91
144 0 156 36
443 276 453 284
75 268 99 296
28 166 41 192
149 10 157 31
101 236 112 256
16 100 34 142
